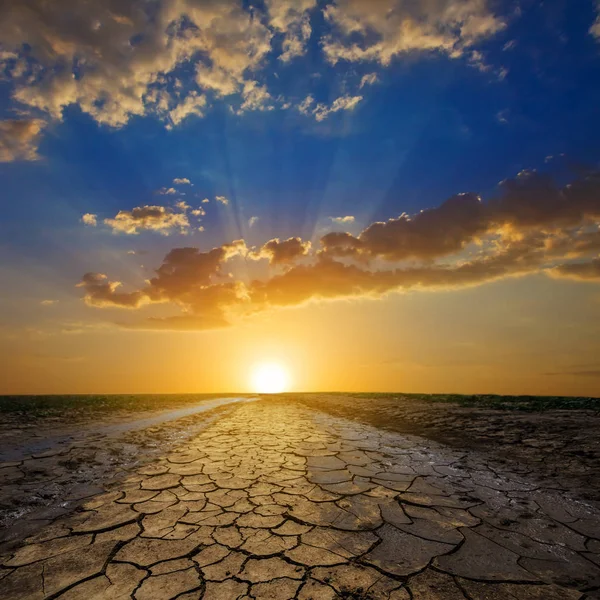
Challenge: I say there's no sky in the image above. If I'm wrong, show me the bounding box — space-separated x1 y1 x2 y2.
1 0 600 395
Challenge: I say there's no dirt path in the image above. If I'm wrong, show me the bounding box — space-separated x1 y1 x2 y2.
1 399 599 599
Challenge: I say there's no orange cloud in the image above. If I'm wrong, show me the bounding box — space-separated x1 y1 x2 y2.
104 205 190 235
322 171 600 262
250 237 312 266
549 259 600 282
0 119 46 162
78 170 600 330
76 273 149 309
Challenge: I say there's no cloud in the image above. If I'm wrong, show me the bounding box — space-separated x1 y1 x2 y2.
168 92 208 127
77 273 148 309
0 0 273 127
157 187 177 195
0 0 516 153
249 216 259 227
265 0 317 62
359 73 378 88
173 178 191 185
297 94 363 121
322 0 506 66
250 237 312 266
313 95 363 121
321 170 600 263
215 195 229 206
496 109 509 124
549 259 600 282
202 198 210 204
104 205 190 235
330 215 356 224
0 119 45 162
40 299 58 306
238 81 273 113
591 2 600 39
298 95 315 115
81 213 98 227
546 369 600 377
79 170 600 329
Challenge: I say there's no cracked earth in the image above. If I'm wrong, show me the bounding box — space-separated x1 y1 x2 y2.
2 399 600 599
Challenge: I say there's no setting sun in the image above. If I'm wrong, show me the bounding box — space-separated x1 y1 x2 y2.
251 363 289 394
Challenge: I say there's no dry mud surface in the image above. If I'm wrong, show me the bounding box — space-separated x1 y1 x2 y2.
0 399 251 551
293 394 600 501
1 398 600 599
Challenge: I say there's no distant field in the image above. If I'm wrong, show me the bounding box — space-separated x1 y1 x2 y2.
0 393 251 418
1 392 599 423
331 392 600 412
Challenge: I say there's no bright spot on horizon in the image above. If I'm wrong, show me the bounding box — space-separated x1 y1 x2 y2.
251 363 289 394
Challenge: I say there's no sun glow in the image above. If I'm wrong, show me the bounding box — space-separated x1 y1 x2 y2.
251 362 290 394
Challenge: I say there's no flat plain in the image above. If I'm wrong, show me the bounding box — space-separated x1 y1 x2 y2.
1 393 600 599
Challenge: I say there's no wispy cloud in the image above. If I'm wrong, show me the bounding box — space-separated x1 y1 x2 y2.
359 73 378 88
298 93 363 120
330 215 355 224
546 369 600 377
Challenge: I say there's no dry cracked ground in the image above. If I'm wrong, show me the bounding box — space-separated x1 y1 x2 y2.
2 399 600 599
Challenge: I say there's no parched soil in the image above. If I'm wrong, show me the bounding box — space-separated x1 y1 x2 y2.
285 394 600 501
2 399 600 600
0 401 247 552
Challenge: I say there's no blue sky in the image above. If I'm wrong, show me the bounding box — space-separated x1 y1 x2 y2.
1 0 600 394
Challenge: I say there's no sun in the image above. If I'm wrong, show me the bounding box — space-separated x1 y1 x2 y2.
251 362 290 394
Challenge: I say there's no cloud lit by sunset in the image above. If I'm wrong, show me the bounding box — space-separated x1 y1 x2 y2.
1 0 600 396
